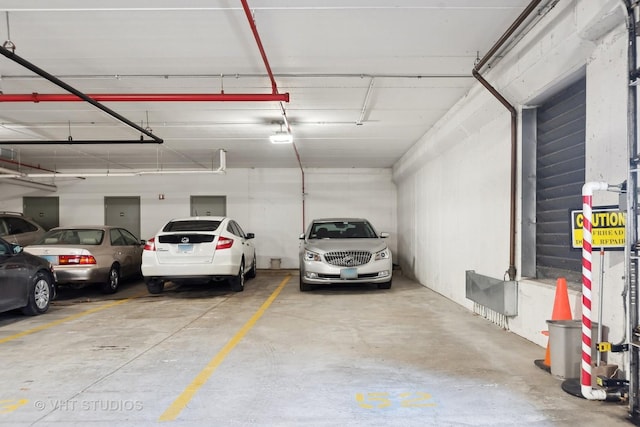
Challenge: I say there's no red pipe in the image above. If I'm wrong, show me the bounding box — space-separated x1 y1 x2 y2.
0 92 289 103
0 157 57 173
241 0 280 96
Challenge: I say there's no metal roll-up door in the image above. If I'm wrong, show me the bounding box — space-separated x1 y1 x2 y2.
536 78 586 282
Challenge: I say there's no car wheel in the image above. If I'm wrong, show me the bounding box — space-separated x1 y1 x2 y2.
299 274 312 292
246 254 257 279
101 265 120 294
146 279 165 294
230 260 245 292
21 272 52 315
377 279 392 289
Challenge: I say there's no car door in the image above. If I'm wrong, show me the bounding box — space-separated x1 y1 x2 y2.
118 228 143 277
110 228 140 278
230 221 254 273
0 240 27 312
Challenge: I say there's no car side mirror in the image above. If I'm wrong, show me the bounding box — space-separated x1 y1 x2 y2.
379 232 390 238
299 233 305 240
246 233 255 239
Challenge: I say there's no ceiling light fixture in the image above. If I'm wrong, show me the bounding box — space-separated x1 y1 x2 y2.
269 123 293 144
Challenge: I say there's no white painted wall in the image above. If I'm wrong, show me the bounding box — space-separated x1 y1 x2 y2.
0 168 397 270
393 0 629 370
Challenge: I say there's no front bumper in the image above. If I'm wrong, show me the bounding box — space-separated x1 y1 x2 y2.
300 260 392 285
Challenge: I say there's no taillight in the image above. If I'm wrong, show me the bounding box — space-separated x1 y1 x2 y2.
144 237 156 251
58 255 96 265
216 237 234 250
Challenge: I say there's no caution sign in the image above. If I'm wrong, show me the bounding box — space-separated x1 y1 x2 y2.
571 208 625 249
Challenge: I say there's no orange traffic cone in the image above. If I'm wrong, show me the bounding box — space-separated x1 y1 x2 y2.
536 277 573 371
550 277 572 321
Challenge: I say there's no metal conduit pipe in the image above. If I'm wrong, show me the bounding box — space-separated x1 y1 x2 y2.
472 0 543 281
0 149 226 179
623 0 640 417
0 93 290 103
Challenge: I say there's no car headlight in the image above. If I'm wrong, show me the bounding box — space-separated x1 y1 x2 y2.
304 250 322 262
374 248 390 261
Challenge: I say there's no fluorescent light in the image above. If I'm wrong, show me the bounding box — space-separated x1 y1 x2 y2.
269 130 293 144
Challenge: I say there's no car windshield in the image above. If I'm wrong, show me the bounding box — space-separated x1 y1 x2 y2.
163 220 221 232
36 229 104 245
310 221 377 239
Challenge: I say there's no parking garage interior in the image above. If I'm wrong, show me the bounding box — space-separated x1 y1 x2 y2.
0 1 639 426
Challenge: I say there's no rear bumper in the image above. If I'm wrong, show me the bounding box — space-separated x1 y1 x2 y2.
54 266 110 284
142 254 238 280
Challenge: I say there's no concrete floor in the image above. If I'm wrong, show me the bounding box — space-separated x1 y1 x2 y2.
0 270 634 426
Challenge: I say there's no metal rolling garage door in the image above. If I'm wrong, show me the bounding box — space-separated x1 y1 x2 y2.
535 77 586 282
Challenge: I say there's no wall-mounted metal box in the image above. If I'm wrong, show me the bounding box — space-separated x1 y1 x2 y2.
465 270 518 317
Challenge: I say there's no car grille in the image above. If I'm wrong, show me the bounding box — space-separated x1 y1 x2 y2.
324 251 371 267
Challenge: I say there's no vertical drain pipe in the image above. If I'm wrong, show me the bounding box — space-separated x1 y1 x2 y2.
292 142 306 232
472 70 518 280
472 0 542 280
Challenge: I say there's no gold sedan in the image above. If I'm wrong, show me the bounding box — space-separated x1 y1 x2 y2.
24 225 144 294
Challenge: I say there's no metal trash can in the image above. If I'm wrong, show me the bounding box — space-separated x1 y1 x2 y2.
546 319 598 379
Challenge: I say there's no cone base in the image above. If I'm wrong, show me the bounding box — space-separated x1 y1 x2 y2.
534 359 551 373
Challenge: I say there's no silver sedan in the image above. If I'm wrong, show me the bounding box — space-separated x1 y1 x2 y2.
25 226 144 294
299 218 393 291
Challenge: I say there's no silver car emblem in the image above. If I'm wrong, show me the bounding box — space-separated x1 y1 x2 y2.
181 237 190 243
343 256 353 266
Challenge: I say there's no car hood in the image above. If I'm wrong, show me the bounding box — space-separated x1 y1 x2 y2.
304 238 388 253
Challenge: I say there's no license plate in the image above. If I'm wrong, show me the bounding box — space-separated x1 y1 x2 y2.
177 244 194 253
42 255 59 265
340 268 358 279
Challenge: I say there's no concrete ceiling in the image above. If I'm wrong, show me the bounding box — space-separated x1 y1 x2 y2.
0 0 532 173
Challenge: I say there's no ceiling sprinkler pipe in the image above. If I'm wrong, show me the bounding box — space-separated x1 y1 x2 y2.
580 181 609 401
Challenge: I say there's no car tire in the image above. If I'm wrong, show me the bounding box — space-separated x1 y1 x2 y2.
299 274 312 292
21 271 53 316
377 280 392 289
246 254 257 279
101 265 120 294
146 279 165 294
230 260 245 292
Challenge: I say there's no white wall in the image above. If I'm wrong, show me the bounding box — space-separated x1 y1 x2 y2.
393 0 629 369
0 168 397 270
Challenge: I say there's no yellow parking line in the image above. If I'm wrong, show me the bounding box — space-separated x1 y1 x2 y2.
0 291 146 345
159 275 291 422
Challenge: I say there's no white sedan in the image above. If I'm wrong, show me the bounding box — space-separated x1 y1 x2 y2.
141 216 256 294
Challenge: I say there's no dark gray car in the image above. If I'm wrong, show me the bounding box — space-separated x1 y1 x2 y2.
0 237 57 315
